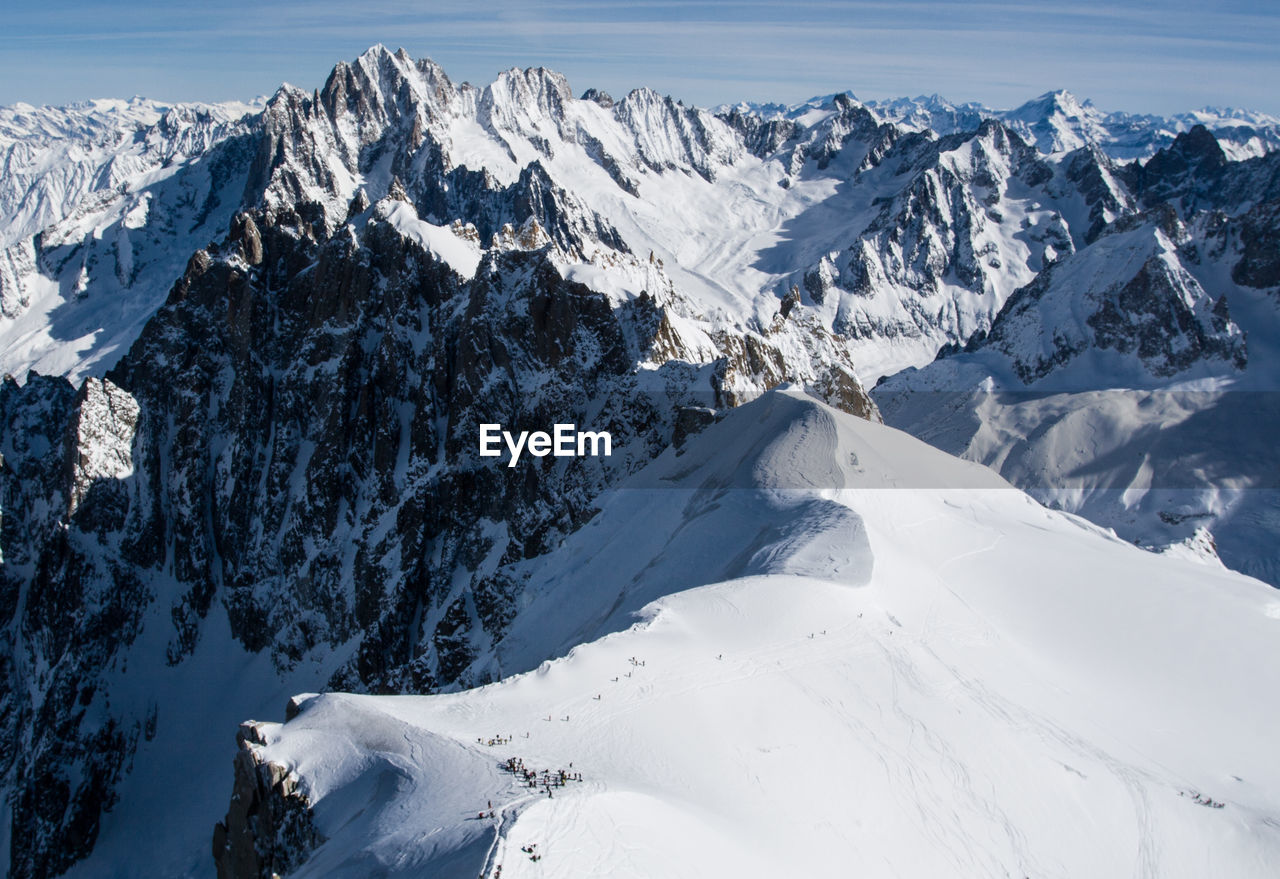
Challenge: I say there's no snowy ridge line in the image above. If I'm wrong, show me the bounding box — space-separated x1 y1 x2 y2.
3 45 1278 386
227 389 1280 877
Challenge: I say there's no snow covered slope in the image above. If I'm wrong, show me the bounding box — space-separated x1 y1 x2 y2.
0 97 261 250
223 389 1280 878
0 96 260 378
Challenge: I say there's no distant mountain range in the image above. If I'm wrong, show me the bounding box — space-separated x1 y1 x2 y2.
725 88 1280 160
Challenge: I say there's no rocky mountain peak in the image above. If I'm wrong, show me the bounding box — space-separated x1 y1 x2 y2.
1000 89 1102 153
478 65 575 142
322 46 456 138
1013 89 1087 119
1123 124 1254 214
1148 123 1230 177
581 87 614 108
490 65 574 108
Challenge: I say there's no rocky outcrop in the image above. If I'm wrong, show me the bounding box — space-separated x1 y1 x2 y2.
1062 144 1133 243
1084 257 1244 376
957 217 1245 384
65 378 139 519
1124 126 1280 222
212 723 320 879
0 374 150 879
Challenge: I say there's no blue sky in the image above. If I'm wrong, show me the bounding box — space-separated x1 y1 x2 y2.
3 1 1278 115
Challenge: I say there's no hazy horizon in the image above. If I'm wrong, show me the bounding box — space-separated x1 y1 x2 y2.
3 1 1278 117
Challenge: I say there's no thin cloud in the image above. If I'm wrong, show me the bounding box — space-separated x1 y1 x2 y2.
2 0 1277 114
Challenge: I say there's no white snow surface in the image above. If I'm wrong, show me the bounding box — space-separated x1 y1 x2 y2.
240 389 1280 878
0 96 260 380
375 200 483 280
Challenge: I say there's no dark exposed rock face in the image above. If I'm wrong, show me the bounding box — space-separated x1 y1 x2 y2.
1226 201 1280 290
1063 144 1133 243
580 88 614 109
212 724 319 879
1084 257 1245 376
106 208 661 690
1 375 147 878
807 94 886 170
717 107 799 159
1126 124 1230 208
1125 127 1280 276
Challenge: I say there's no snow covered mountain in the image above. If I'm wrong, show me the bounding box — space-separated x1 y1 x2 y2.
2 48 882 877
217 389 1280 878
876 130 1280 587
1 45 1278 877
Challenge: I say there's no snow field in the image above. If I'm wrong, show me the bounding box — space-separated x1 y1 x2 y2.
246 390 1280 878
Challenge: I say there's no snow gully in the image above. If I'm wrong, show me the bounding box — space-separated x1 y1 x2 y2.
479 423 612 467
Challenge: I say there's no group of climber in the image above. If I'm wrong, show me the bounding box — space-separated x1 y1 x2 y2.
498 755 584 799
